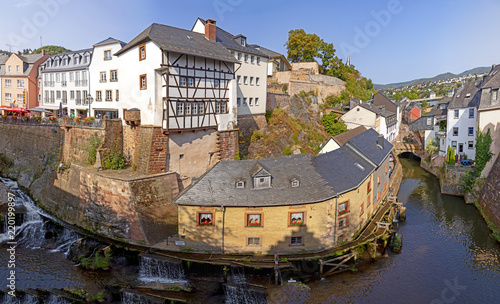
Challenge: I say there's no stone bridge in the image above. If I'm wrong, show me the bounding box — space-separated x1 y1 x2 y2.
393 142 424 157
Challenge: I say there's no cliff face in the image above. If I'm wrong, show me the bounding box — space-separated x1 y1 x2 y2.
477 153 500 239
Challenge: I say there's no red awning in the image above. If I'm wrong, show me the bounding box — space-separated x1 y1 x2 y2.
0 107 30 113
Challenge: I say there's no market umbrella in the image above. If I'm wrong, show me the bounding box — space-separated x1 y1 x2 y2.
28 107 52 114
59 102 63 117
6 107 30 113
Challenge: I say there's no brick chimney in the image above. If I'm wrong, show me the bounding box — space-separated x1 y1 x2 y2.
17 51 21 55
205 19 217 41
42 49 46 56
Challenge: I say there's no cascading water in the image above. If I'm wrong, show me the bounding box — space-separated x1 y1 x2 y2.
49 229 81 256
45 294 70 304
1 294 39 304
121 291 158 304
224 266 267 304
138 256 186 283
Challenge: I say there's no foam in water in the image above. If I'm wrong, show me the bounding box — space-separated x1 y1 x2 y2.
121 291 157 304
45 294 70 304
49 229 81 256
138 256 186 283
225 266 267 304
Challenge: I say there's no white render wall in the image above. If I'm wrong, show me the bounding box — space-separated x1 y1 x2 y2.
118 41 163 126
446 107 477 160
41 68 90 115
342 106 377 130
89 41 122 117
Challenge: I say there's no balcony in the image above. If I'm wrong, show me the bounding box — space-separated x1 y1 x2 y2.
81 80 88 86
75 80 81 87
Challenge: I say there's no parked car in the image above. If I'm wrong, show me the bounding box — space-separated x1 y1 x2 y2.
460 159 473 166
389 154 394 162
389 166 394 177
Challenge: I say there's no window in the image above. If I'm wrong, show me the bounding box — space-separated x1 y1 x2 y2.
244 54 248 62
290 236 303 246
377 175 381 185
237 97 241 106
185 102 191 115
116 90 119 101
338 201 349 215
38 94 41 101
238 53 242 61
492 89 498 101
96 91 102 101
251 56 255 64
249 98 253 106
187 77 194 87
56 73 60 82
110 70 118 82
247 237 260 246
16 65 20 73
215 101 221 114
254 176 271 188
198 213 213 226
250 77 254 85
469 108 474 118
56 91 61 99
244 76 248 84
243 98 247 105
247 214 262 227
106 90 112 101
256 77 260 86
84 55 89 64
17 94 23 103
180 77 186 86
69 72 74 82
73 57 78 65
17 80 24 88
454 110 459 119
468 127 474 136
70 91 75 99
427 118 432 125
291 179 299 187
5 93 11 102
214 79 219 88
198 102 204 114
367 181 372 193
452 141 457 148
367 194 371 206
255 98 259 106
237 75 241 85
176 102 184 115
100 72 107 82
104 50 112 60
236 181 245 188
360 203 364 216
339 216 349 229
289 212 304 226
240 37 246 46
190 102 197 114
8 66 11 73
140 74 147 90
5 79 11 87
453 127 458 136
139 44 146 61
257 57 260 64
468 141 474 149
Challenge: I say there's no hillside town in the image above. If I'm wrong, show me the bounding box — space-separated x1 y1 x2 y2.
0 11 499 304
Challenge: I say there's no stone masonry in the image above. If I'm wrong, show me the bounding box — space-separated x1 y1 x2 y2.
478 153 500 232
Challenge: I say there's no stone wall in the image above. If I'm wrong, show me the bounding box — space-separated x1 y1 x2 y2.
267 93 290 112
217 129 239 161
477 153 500 234
288 80 344 103
237 115 268 136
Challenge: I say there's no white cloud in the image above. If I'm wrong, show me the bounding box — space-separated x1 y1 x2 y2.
13 0 33 8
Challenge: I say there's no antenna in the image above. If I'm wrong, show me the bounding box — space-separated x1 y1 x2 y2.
6 44 13 53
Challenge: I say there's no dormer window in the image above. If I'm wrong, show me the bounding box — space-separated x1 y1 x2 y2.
236 181 245 188
291 179 300 188
240 37 246 46
254 176 271 188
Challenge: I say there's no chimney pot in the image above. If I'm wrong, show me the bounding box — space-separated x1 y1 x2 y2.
205 19 217 41
42 49 46 55
17 51 21 55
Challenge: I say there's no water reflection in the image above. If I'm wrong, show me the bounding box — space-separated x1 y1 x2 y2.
268 157 500 303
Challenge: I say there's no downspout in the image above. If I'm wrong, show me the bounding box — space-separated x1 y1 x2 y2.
333 196 338 244
221 205 225 254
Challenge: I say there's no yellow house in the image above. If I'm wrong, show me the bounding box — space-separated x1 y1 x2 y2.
173 129 393 254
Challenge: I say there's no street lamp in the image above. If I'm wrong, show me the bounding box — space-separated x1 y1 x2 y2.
86 94 94 117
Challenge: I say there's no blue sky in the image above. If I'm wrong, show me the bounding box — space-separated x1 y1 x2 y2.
1 0 499 84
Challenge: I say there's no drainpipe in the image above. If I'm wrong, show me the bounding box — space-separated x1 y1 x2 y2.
333 196 338 244
221 205 225 254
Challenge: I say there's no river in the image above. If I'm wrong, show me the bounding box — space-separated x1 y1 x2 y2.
1 157 500 303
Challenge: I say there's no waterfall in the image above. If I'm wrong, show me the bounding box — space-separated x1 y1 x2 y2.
138 256 186 283
224 266 267 304
0 177 81 252
45 294 70 304
121 291 157 304
1 294 40 304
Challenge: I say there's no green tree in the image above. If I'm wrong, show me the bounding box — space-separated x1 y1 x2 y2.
425 137 439 156
321 113 348 136
285 29 322 63
475 129 493 175
33 45 71 55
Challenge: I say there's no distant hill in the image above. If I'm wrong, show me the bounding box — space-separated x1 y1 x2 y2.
33 45 71 56
374 66 491 90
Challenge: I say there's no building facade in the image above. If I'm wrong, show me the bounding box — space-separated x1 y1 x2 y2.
192 18 269 117
40 49 92 116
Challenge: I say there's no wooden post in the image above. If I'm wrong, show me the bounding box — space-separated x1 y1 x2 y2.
274 254 279 285
319 259 324 277
223 265 228 283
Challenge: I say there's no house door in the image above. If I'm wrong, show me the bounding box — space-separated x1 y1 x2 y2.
458 143 464 153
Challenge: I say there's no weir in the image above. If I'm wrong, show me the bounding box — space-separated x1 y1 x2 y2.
138 255 186 283
224 266 267 304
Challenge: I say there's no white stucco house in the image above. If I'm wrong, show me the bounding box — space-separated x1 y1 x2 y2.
40 49 93 117
446 81 481 160
342 103 398 142
192 18 268 117
89 37 126 119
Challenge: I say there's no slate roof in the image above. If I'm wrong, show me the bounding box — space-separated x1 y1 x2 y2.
346 128 393 166
196 18 267 57
333 126 367 146
7 53 46 76
115 23 238 63
359 103 396 118
0 54 9 76
173 154 336 207
250 45 282 58
42 48 93 72
314 145 375 194
410 116 435 131
480 65 500 90
448 80 481 109
94 37 126 48
478 65 500 111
